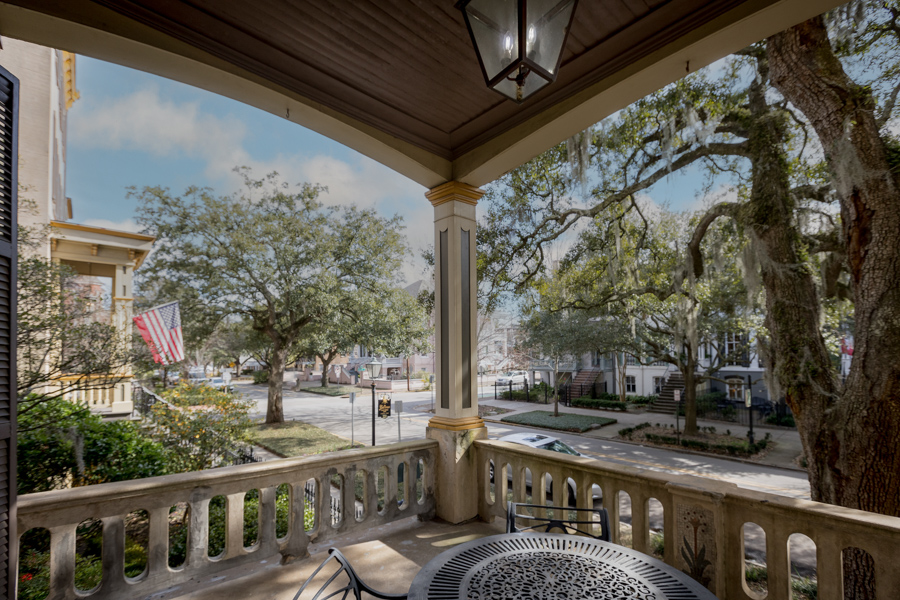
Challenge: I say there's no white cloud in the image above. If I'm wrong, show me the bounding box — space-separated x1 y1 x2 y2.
71 86 432 283
81 217 142 233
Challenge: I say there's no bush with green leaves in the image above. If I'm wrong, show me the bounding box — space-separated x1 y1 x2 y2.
252 370 269 384
152 383 255 473
17 401 168 494
572 397 628 411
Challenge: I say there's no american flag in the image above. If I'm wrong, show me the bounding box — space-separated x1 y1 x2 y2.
133 301 185 365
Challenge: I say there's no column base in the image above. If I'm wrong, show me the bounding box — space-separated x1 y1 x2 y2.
426 424 487 524
427 416 484 431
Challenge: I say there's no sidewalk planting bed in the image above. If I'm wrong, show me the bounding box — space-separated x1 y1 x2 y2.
619 422 772 457
252 420 361 456
501 410 617 433
303 385 361 397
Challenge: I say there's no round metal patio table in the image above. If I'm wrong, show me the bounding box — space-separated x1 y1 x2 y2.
407 532 718 600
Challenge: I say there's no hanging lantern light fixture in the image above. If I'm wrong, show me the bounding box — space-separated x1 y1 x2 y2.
457 0 578 103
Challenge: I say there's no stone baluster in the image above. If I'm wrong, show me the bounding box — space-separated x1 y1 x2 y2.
258 486 277 553
283 482 310 560
606 484 620 545
812 533 842 600
147 506 169 578
224 493 244 558
48 524 76 600
631 491 649 554
100 515 127 594
575 472 592 534
186 497 209 568
765 524 791 600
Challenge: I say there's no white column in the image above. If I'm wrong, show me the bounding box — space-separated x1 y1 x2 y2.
424 181 487 524
427 181 483 430
111 263 134 413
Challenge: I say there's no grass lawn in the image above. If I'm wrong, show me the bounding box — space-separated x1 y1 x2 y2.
501 411 617 433
303 385 361 397
252 420 362 457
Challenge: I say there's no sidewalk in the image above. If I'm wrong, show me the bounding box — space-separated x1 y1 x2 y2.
479 398 805 472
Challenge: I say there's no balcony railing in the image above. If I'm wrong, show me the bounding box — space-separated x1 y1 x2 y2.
17 440 436 600
18 435 900 600
475 439 900 600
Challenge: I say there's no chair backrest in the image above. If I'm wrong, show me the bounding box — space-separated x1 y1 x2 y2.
293 548 408 600
506 501 611 541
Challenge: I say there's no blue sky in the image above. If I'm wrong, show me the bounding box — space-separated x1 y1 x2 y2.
66 56 719 282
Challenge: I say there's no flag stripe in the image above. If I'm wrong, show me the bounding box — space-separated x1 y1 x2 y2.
133 302 184 366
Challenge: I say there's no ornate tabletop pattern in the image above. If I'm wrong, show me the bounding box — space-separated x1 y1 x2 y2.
409 533 718 600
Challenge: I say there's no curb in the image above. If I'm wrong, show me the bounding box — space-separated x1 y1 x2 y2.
481 417 808 475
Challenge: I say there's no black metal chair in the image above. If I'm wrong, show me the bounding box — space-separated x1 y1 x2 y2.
293 548 408 600
506 500 611 541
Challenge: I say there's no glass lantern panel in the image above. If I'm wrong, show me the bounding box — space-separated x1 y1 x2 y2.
465 0 520 81
526 0 575 75
493 69 550 102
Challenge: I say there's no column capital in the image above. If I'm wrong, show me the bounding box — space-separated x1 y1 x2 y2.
426 181 485 207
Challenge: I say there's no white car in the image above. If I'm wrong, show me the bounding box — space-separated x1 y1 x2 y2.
493 433 602 507
206 377 235 393
496 371 527 385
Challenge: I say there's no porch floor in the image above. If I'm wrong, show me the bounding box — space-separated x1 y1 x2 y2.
153 517 507 600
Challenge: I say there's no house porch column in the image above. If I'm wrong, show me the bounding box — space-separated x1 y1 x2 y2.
424 181 487 524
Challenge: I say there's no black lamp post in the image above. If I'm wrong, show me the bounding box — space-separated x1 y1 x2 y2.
457 0 578 102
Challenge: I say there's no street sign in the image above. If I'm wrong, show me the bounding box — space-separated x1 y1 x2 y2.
395 400 403 413
745 389 752 408
378 395 392 418
673 389 681 403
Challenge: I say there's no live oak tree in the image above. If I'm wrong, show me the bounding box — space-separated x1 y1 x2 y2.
298 287 431 388
134 170 409 423
535 204 757 434
480 4 898 594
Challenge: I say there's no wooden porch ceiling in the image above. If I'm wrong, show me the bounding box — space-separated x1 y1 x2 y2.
0 0 840 188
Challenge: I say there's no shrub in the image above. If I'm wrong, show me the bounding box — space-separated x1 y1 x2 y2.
501 410 617 433
252 370 269 384
681 438 710 451
766 413 796 427
572 397 628 411
153 383 255 472
17 401 168 494
627 395 657 405
618 422 651 438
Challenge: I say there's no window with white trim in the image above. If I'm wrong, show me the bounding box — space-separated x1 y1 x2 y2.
727 378 744 401
626 375 637 393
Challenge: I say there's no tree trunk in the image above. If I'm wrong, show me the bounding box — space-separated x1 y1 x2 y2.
617 355 628 403
318 353 334 388
553 357 560 417
768 18 900 599
682 358 698 436
266 342 287 424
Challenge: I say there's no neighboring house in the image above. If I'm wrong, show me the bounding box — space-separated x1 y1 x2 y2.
575 332 772 401
4 39 155 414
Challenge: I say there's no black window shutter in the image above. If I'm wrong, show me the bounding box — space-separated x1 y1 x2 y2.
0 64 18 600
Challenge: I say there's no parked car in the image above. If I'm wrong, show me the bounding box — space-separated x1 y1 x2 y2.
491 433 602 507
496 371 527 385
206 377 235 393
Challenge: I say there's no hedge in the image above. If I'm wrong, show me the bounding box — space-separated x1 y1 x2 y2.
642 432 771 456
572 397 628 411
618 422 651 437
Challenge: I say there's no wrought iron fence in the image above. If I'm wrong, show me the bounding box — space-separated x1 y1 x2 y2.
493 380 552 404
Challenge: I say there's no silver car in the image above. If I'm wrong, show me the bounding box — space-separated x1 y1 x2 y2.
496 371 527 385
492 433 602 507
